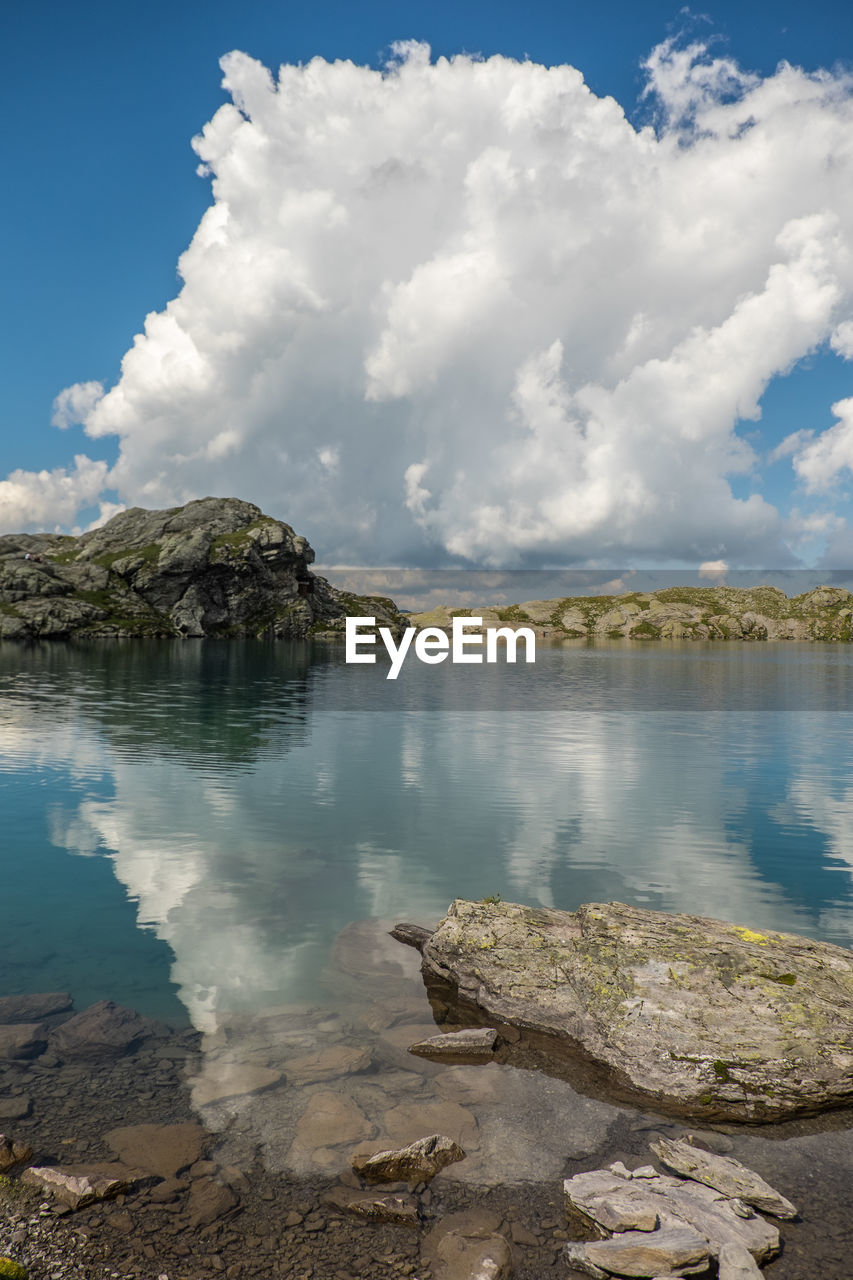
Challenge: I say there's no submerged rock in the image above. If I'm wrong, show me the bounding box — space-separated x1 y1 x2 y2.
104 1121 209 1179
0 1024 46 1061
422 1210 513 1280
650 1138 797 1219
417 898 853 1120
0 994 72 1024
352 1133 466 1184
324 1185 420 1226
52 1000 154 1061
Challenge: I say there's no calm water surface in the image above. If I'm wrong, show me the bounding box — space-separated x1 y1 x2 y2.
1 637 852 1026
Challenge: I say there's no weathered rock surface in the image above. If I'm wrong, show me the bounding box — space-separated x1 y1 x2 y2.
51 1000 153 1061
651 1138 797 1218
410 584 853 643
717 1241 764 1279
409 1027 498 1063
417 898 853 1120
104 1121 209 1178
564 1169 780 1262
0 497 404 640
565 1226 711 1277
352 1133 466 1184
21 1163 152 1209
0 993 72 1023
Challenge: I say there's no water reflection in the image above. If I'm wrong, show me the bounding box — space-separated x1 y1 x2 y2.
2 640 853 1179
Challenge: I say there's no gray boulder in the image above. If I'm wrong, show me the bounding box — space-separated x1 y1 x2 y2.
417 898 853 1120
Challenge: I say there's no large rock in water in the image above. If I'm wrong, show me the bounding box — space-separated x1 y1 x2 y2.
0 497 403 639
417 899 853 1120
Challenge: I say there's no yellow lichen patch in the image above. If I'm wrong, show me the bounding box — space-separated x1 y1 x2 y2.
733 927 769 945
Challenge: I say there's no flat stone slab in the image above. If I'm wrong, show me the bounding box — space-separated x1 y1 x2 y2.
567 1226 711 1277
409 1027 498 1063
564 1169 780 1262
21 1163 153 1209
651 1137 797 1219
104 1122 209 1178
418 898 853 1120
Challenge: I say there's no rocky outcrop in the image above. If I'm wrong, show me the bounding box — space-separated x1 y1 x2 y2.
410 584 853 642
563 1146 796 1277
0 497 404 640
415 899 853 1121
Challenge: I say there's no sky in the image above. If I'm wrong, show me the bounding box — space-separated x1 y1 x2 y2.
4 0 853 571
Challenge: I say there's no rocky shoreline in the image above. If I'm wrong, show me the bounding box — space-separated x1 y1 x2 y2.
2 905 853 1278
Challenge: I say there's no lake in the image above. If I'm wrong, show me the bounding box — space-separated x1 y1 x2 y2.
1 637 852 1272
2 637 852 1023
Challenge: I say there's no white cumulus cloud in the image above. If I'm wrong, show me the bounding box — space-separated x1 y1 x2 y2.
25 39 853 563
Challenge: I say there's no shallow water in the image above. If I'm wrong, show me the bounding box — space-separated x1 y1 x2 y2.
1 637 853 1197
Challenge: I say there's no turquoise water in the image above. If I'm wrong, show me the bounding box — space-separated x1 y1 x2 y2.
1 638 852 1030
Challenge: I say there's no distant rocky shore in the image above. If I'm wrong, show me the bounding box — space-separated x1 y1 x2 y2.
2 496 853 643
410 583 853 642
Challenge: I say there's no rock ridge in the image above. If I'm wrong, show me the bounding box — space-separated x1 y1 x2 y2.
411 583 853 642
0 497 403 640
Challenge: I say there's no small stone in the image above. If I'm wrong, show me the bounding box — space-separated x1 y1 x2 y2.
408 1028 497 1063
352 1134 466 1184
609 1161 632 1179
285 1211 304 1227
631 1166 657 1179
717 1240 764 1279
0 1134 33 1173
185 1178 238 1228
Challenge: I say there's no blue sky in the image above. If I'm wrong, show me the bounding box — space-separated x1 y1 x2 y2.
3 0 853 567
